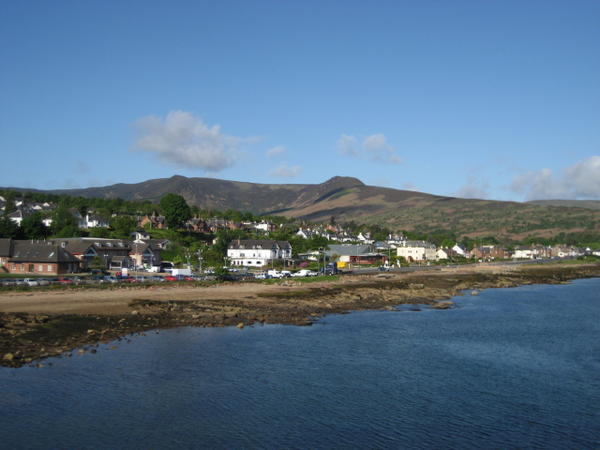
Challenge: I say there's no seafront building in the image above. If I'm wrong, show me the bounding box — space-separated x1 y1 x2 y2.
227 239 292 267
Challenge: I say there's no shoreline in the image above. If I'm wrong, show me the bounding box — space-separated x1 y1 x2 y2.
2 262 600 368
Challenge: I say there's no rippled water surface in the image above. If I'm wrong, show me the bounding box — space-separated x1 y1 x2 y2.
2 278 600 449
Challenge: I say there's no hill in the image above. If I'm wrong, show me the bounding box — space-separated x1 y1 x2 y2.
4 175 600 240
528 200 600 211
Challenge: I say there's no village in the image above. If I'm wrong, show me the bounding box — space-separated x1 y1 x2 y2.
0 191 597 282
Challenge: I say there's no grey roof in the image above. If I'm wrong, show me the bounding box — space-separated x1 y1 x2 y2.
8 241 79 263
228 239 291 250
0 238 13 257
49 237 132 253
399 240 436 249
324 244 373 257
51 239 96 254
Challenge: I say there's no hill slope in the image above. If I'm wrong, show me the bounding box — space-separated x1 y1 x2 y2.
5 175 600 239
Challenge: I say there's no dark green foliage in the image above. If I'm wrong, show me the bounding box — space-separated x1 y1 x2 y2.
2 191 17 214
20 212 50 240
109 215 137 239
0 216 21 238
51 205 79 236
159 194 192 229
88 227 111 238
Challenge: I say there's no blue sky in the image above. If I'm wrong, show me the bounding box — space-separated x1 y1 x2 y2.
1 0 599 201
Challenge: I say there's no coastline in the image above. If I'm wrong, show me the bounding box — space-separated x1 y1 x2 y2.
2 261 599 368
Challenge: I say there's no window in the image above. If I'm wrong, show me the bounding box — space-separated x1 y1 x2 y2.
47 265 52 272
38 265 43 272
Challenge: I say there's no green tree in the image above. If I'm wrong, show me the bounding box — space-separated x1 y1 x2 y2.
2 191 17 215
159 194 192 229
0 216 21 238
51 206 79 236
20 212 50 240
109 216 137 239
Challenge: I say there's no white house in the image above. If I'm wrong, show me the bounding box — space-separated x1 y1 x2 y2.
227 239 292 267
397 240 437 262
452 244 467 257
7 210 25 226
295 228 313 239
512 246 537 259
253 221 273 232
84 213 110 229
436 248 449 260
357 232 373 244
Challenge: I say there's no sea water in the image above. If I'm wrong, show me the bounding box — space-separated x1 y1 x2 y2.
1 278 599 449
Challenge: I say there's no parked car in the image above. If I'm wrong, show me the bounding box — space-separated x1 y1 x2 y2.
292 269 311 278
255 272 270 280
102 276 119 284
23 278 39 287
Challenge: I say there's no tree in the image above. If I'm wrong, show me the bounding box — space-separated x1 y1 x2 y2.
2 191 17 215
159 194 192 229
109 216 137 239
20 212 50 240
51 206 79 236
0 216 21 238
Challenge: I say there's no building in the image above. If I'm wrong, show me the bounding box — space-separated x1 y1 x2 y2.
396 240 437 262
51 237 132 269
470 245 509 260
0 238 13 271
4 241 80 275
227 239 292 267
325 244 386 266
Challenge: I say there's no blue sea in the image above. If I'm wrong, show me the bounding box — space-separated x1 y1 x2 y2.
1 278 599 449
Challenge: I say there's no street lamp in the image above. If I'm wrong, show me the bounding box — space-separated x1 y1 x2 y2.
197 249 203 273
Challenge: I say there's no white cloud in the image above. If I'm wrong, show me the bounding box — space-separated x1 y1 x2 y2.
336 133 402 164
133 110 249 172
336 134 360 156
455 176 490 199
510 156 600 200
270 163 302 178
266 145 286 158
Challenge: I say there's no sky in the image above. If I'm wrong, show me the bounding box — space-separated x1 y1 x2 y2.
1 0 599 201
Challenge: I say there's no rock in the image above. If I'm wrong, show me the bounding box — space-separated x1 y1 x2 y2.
432 301 454 310
131 310 139 315
87 329 96 335
409 283 425 289
77 349 86 355
471 290 479 296
236 322 245 329
36 363 45 368
3 353 14 361
90 349 97 354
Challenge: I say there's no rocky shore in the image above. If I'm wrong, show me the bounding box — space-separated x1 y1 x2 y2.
2 262 599 368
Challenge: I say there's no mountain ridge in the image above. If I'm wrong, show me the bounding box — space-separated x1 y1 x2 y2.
3 175 600 239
